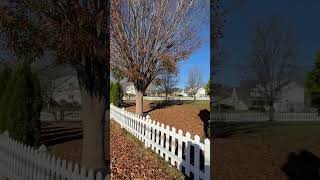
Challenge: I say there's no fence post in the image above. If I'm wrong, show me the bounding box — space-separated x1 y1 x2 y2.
204 138 210 180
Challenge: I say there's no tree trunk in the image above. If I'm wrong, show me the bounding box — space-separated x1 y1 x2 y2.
165 91 168 101
80 89 105 171
136 91 144 115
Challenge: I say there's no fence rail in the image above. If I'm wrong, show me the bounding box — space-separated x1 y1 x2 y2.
212 112 319 121
0 131 108 180
123 96 210 101
110 104 210 180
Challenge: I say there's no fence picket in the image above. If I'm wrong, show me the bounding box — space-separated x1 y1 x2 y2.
204 138 210 180
0 131 109 179
110 104 210 179
185 132 191 176
165 125 170 161
194 135 201 180
171 127 176 166
177 129 183 170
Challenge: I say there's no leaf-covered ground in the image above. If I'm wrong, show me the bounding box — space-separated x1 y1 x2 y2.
110 120 184 179
213 122 320 180
124 100 210 139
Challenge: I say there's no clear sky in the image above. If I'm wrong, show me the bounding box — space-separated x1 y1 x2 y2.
177 25 210 89
216 0 320 87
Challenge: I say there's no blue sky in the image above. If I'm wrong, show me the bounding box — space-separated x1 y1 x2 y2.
177 25 210 89
216 0 320 87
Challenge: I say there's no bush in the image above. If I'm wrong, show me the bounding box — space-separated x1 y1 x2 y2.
0 64 42 146
110 82 114 102
0 67 12 99
0 68 17 132
110 81 124 107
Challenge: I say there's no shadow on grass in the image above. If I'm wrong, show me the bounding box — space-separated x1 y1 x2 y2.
144 100 186 114
122 101 135 108
198 109 210 138
213 121 277 138
282 150 320 180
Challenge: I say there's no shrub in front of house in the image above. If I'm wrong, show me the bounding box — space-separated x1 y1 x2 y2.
111 81 124 107
0 64 42 146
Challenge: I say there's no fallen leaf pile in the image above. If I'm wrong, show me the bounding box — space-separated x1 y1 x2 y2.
110 120 184 180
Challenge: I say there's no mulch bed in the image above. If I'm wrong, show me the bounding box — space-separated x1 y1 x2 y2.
124 100 209 139
110 120 184 179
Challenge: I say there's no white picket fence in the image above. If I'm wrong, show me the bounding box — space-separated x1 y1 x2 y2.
123 96 210 101
212 112 319 121
0 131 109 180
40 111 80 121
110 104 210 180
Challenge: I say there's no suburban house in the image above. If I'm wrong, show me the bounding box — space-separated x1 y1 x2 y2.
53 75 81 105
175 89 189 97
219 88 248 110
186 87 209 97
124 84 136 95
219 80 306 112
195 87 208 97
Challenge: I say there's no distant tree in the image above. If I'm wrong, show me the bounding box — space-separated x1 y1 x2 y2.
306 51 320 112
250 18 296 120
111 0 209 115
155 70 179 101
187 67 203 99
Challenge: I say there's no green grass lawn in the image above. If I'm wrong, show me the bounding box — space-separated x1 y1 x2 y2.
188 100 210 109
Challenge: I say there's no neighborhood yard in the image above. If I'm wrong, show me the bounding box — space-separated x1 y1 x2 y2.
43 117 188 179
124 100 210 139
110 120 184 179
213 121 320 180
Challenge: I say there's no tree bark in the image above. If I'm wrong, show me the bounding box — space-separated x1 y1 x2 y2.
80 88 105 171
136 91 144 115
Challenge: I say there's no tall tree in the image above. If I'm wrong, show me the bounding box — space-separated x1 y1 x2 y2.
250 18 296 120
306 51 320 111
0 0 109 173
155 70 179 101
211 0 226 130
111 0 209 115
187 67 203 98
